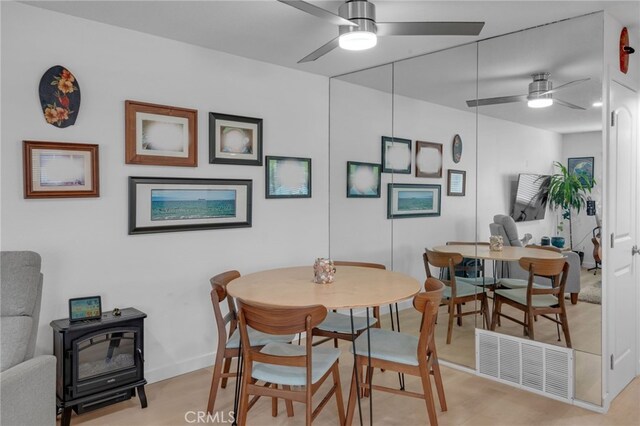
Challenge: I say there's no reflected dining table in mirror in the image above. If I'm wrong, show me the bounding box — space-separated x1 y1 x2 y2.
226 265 421 425
433 244 564 262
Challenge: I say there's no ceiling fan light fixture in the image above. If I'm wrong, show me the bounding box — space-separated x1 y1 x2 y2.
528 98 553 108
339 30 377 50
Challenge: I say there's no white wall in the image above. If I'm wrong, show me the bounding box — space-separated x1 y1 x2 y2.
1 2 329 383
561 131 603 267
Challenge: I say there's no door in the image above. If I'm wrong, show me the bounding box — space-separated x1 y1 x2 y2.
607 79 638 400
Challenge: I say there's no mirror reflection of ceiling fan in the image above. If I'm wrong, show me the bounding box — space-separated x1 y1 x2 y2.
277 0 485 63
466 73 590 110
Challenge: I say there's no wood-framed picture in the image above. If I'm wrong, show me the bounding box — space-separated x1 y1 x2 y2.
347 161 382 198
265 156 311 198
567 156 594 188
23 140 99 198
415 141 443 178
128 176 252 235
381 136 411 174
387 183 441 218
125 100 198 167
209 112 263 166
447 169 466 196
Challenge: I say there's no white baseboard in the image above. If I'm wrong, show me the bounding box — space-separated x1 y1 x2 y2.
146 352 214 384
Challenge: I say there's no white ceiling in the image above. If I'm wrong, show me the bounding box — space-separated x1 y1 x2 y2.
23 1 639 133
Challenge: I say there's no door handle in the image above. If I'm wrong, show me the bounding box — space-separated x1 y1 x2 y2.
633 245 640 256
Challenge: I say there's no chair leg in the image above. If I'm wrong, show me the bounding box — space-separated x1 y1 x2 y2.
345 366 358 426
221 357 233 388
561 312 572 348
481 295 490 329
490 298 500 331
429 346 447 412
456 304 463 326
206 351 226 414
272 384 278 417
527 308 535 340
446 302 456 344
420 364 439 426
332 364 346 425
236 373 250 426
283 386 295 417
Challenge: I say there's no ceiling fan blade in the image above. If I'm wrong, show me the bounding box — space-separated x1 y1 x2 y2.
298 37 340 63
540 78 590 95
554 99 586 110
466 94 527 108
377 21 484 36
277 0 357 27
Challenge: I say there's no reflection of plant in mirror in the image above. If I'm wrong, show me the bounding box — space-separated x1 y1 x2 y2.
538 161 595 249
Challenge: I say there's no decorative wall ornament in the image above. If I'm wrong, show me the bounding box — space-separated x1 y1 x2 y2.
452 134 463 163
38 65 80 128
619 27 635 74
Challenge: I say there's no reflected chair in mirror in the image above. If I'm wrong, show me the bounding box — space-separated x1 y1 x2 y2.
589 226 602 275
345 278 447 426
236 300 345 426
207 271 295 414
491 257 572 348
311 261 383 348
490 214 581 304
424 249 490 344
444 241 499 289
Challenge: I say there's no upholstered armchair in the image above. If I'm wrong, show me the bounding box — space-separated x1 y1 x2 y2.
1 251 56 426
490 215 581 304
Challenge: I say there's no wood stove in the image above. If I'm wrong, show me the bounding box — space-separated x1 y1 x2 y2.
51 307 147 426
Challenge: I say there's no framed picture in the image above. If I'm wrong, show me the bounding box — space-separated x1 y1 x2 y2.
23 140 99 199
447 169 466 196
347 161 382 198
209 112 263 166
415 141 443 178
128 177 252 235
381 136 411 174
567 157 594 188
265 156 311 198
125 100 198 167
387 183 441 218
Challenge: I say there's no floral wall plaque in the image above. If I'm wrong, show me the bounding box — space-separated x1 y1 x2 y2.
38 65 81 128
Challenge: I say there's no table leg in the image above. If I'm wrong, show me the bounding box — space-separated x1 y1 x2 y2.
366 308 373 424
348 309 364 426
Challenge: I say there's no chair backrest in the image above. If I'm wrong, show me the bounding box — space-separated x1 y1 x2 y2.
333 260 386 269
518 257 569 300
491 214 523 247
209 270 241 349
237 299 327 386
413 278 445 359
1 251 43 371
424 249 463 298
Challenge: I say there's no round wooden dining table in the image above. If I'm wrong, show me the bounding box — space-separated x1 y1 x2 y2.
432 244 563 261
226 265 421 309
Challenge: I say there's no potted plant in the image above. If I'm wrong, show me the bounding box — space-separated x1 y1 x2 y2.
537 161 594 261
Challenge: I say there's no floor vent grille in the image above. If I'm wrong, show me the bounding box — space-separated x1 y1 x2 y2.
476 329 573 403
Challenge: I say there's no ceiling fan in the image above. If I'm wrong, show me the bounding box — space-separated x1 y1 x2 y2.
466 73 590 110
277 0 485 63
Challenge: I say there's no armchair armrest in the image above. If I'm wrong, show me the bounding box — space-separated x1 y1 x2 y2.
0 355 56 426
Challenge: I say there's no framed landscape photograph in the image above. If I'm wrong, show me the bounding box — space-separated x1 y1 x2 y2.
387 183 441 218
415 141 443 178
23 140 99 198
265 156 311 198
346 161 382 198
568 156 594 188
447 169 466 196
381 136 411 174
125 100 198 167
209 112 263 166
128 177 252 235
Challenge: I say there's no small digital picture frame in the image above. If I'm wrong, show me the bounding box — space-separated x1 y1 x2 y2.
69 296 102 322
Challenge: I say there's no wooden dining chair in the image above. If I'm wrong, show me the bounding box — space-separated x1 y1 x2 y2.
236 300 345 426
207 271 295 414
345 278 447 426
491 257 572 347
444 241 498 289
311 261 383 348
423 249 490 344
497 245 561 289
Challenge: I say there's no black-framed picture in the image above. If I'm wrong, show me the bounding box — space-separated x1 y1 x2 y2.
447 169 466 196
209 112 263 166
128 177 252 235
265 156 311 198
381 136 411 174
347 161 382 198
567 157 594 188
415 141 443 178
387 183 441 218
